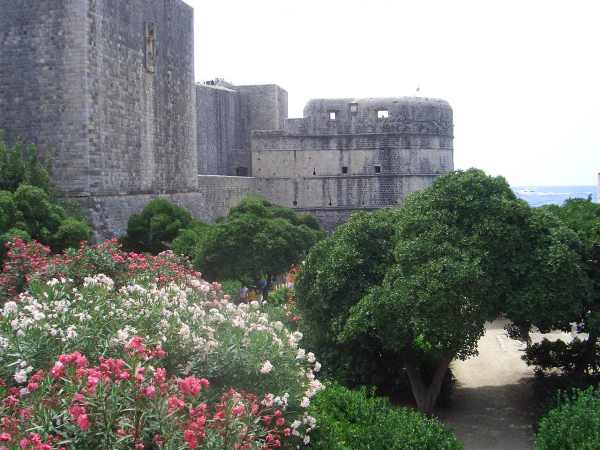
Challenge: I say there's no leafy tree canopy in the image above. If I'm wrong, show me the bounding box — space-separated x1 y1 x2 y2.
195 196 323 286
124 198 196 254
524 198 600 376
297 168 590 414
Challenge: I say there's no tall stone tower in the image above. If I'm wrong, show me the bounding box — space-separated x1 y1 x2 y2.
0 0 197 196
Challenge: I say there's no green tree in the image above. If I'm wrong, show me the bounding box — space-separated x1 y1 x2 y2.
298 169 589 414
124 198 195 254
294 208 412 396
0 185 91 256
522 198 600 376
196 196 323 288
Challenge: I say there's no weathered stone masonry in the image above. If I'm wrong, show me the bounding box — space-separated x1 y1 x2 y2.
0 1 454 237
0 0 197 196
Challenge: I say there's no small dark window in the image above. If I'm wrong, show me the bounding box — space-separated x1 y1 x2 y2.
377 110 389 119
374 165 381 174
341 166 348 174
329 111 337 120
236 166 249 176
349 103 359 114
313 168 316 175
293 200 298 206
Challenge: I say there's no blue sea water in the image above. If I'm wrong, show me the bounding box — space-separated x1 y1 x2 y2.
512 186 597 207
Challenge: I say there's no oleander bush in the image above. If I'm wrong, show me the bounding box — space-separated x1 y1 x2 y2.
307 382 462 450
0 343 292 450
0 238 323 449
534 386 600 450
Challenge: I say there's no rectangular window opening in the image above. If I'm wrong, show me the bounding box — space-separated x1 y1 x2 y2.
349 103 359 114
235 166 249 176
341 166 348 174
329 111 337 120
377 110 389 119
374 165 381 174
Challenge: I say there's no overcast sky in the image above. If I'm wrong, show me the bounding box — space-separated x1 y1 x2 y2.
184 0 599 186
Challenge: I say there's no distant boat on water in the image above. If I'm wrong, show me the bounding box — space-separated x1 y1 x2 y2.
512 185 597 207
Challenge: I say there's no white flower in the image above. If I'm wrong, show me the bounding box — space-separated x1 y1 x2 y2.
300 396 310 408
46 278 60 287
260 360 273 374
291 420 302 430
303 436 310 445
14 369 27 384
314 361 321 372
179 324 191 338
296 348 306 360
65 326 78 340
3 302 18 316
307 352 316 363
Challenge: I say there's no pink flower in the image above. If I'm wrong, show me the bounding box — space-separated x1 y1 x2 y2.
179 376 208 397
167 396 185 412
153 368 166 384
231 404 245 416
0 433 11 442
49 362 64 379
77 414 90 431
142 385 156 398
125 336 146 355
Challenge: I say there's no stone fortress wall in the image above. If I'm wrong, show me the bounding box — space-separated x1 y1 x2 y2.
0 0 454 238
0 0 197 196
252 97 454 229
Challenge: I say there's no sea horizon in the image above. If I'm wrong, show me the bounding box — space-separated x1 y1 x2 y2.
511 184 597 207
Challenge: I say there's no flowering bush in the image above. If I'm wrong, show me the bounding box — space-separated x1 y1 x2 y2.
0 239 323 448
0 341 294 449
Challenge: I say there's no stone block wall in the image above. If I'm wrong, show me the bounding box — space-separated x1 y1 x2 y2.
250 97 453 220
196 84 242 175
0 0 90 193
79 176 258 240
0 0 197 196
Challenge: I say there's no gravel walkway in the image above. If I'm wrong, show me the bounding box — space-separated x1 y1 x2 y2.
438 320 573 450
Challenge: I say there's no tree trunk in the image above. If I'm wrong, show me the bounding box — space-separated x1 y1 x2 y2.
405 356 452 416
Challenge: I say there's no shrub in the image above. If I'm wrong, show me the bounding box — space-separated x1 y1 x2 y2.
0 340 294 449
0 133 51 193
125 198 195 254
534 386 600 450
219 279 242 303
0 186 90 256
51 217 92 252
0 239 323 447
172 221 213 259
307 382 462 450
195 196 323 287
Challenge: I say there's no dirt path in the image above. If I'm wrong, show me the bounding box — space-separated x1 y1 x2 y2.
439 320 574 450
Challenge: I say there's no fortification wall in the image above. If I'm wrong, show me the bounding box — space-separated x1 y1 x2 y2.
237 85 288 174
252 146 452 178
196 84 242 175
250 97 453 222
255 175 437 210
0 0 90 193
86 0 197 194
79 176 257 240
0 0 197 195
